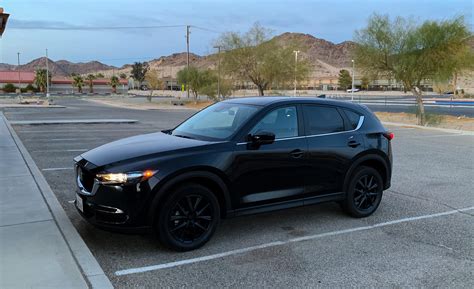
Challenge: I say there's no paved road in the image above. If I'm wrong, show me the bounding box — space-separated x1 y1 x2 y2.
325 95 474 117
3 99 473 288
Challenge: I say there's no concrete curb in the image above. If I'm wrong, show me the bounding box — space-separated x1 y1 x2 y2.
10 119 138 125
0 105 66 108
84 98 197 111
1 112 114 289
382 121 474 135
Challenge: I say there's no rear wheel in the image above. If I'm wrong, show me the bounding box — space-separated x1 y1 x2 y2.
156 184 220 251
342 166 383 218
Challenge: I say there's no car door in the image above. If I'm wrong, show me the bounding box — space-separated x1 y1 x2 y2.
230 105 308 208
302 105 365 197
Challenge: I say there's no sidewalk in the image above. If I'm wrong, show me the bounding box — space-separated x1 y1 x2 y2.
0 113 112 288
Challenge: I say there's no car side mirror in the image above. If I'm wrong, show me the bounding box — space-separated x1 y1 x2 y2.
250 131 275 145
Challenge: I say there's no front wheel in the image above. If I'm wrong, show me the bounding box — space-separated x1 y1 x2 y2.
342 166 383 218
156 184 220 251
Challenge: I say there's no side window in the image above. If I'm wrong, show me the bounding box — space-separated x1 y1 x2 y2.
303 106 344 135
343 109 362 130
250 106 298 139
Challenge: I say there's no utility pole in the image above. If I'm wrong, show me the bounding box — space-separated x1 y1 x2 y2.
17 52 21 98
293 50 300 97
186 25 190 98
214 45 222 100
351 59 355 101
46 49 50 98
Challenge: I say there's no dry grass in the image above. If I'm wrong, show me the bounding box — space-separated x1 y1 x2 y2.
375 112 474 131
183 101 215 109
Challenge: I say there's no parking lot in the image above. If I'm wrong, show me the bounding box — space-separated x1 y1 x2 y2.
3 98 473 288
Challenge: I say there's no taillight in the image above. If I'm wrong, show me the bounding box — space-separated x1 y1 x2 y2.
383 132 394 140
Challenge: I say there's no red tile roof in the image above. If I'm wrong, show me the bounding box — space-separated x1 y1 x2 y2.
0 71 127 85
0 71 35 83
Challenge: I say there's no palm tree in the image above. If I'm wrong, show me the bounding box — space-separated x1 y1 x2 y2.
72 75 84 93
34 69 50 93
109 75 119 94
86 74 96 93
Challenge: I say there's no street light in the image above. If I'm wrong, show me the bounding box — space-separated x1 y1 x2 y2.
46 49 50 98
351 59 355 101
17 52 22 100
213 45 222 100
293 50 300 97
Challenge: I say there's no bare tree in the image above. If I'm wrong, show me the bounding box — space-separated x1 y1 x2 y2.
145 69 164 102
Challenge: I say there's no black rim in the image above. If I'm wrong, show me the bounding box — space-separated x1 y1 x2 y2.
353 174 380 210
168 194 213 244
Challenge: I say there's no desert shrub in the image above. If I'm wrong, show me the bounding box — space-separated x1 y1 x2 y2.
424 113 445 126
25 84 39 92
3 83 18 93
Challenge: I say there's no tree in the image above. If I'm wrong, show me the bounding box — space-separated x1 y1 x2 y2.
338 69 352 90
119 73 127 79
109 75 120 94
177 67 216 100
354 14 473 125
34 69 51 93
131 62 149 88
200 78 233 100
361 76 370 91
217 23 311 96
145 69 164 102
96 73 105 78
86 74 96 93
72 75 84 93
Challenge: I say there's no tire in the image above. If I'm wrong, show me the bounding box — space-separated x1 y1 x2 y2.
342 166 384 218
156 183 220 251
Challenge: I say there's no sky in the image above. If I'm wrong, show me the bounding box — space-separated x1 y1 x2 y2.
1 0 472 66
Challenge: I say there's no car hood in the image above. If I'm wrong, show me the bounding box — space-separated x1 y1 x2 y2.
80 132 212 167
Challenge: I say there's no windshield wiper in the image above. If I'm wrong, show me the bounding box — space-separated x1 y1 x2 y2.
173 134 195 140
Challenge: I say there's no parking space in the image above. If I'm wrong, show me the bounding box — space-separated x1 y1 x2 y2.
4 99 474 288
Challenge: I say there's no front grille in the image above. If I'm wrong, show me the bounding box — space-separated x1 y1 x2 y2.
78 166 95 192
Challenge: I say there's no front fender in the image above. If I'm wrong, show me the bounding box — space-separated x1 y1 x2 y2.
146 169 232 225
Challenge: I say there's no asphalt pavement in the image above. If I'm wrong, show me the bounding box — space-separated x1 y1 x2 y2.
2 99 473 288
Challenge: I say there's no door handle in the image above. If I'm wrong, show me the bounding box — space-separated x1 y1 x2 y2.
347 140 361 148
290 149 304 158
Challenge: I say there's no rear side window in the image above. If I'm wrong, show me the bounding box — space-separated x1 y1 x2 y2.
303 106 344 135
343 109 362 130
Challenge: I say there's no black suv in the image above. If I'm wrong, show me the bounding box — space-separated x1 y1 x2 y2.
74 97 393 251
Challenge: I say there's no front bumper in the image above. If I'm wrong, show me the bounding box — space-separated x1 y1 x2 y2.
74 164 157 232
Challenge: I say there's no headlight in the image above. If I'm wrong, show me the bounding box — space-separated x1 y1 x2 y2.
96 170 157 185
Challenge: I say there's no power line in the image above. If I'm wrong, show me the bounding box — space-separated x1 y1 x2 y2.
9 25 186 31
9 24 224 32
191 25 222 34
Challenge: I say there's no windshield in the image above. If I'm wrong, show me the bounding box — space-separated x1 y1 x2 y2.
172 102 259 141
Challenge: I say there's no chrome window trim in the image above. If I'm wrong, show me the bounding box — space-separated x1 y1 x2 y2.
236 115 364 145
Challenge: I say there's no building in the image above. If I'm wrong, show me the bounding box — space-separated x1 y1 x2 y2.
0 71 128 94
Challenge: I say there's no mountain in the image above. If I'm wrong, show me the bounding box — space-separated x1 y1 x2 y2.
273 32 355 68
0 33 356 78
54 60 117 75
0 58 117 76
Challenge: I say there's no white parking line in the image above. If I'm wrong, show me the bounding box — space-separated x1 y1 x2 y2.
18 129 155 133
33 149 88 153
42 167 73 171
51 138 97 141
114 206 474 276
